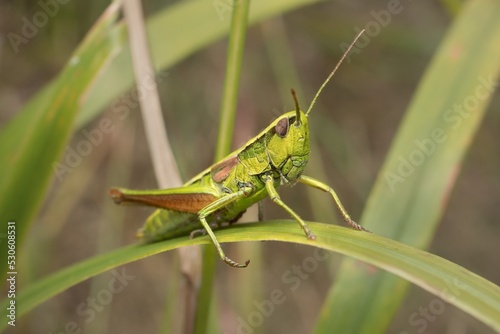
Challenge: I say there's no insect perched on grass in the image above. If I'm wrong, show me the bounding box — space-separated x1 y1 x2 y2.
109 31 368 268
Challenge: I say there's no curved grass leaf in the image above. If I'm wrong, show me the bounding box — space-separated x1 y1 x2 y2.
314 0 500 332
0 221 499 332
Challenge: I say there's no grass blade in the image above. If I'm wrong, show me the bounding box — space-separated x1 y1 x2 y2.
1 221 499 332
196 1 251 333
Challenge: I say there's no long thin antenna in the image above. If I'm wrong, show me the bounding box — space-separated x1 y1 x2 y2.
306 29 365 115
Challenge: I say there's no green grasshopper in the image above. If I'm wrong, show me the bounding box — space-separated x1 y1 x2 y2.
109 31 367 268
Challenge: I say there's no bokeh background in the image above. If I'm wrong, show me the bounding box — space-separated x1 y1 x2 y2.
1 0 499 333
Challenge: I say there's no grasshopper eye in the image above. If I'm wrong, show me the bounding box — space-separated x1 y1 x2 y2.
275 118 289 138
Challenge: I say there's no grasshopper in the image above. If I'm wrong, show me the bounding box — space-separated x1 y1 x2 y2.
109 31 367 268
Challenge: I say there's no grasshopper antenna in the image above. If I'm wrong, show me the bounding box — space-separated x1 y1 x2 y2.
306 29 366 116
290 88 301 125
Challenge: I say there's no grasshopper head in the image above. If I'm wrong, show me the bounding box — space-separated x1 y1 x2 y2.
267 92 310 182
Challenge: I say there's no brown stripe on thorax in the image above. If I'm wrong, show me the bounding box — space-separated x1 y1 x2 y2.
211 155 239 183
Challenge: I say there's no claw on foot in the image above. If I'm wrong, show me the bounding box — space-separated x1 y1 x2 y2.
223 256 250 268
347 219 371 233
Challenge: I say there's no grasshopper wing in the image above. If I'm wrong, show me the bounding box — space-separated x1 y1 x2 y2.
109 186 220 213
211 155 240 183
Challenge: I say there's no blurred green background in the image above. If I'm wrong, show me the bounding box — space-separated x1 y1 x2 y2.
1 0 499 333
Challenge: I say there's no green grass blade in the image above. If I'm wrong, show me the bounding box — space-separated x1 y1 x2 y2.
1 221 499 332
196 2 251 333
314 0 500 332
0 4 124 277
213 0 251 160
